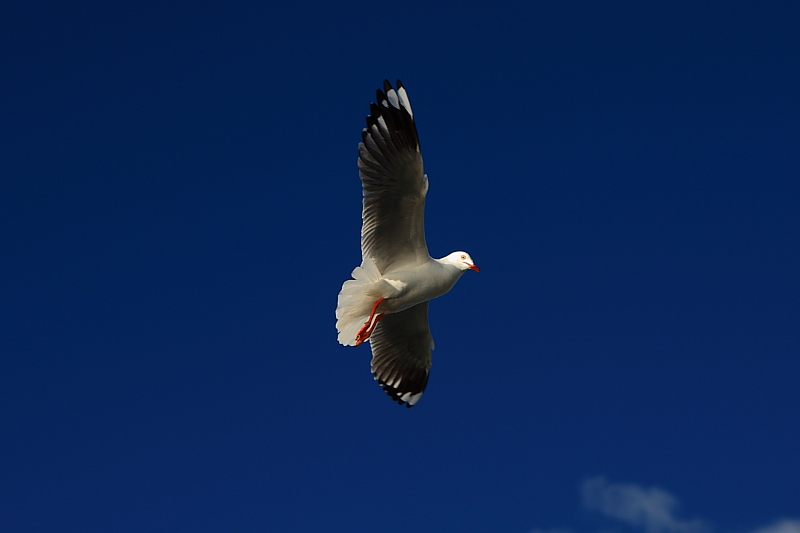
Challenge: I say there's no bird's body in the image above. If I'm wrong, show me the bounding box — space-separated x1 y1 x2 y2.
337 253 473 343
336 80 478 407
377 256 468 313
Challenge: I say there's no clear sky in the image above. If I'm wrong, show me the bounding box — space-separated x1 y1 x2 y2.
2 1 798 531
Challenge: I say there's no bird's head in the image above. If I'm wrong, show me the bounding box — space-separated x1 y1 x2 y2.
444 251 480 272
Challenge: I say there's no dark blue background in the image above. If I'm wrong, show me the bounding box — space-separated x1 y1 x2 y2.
2 1 798 531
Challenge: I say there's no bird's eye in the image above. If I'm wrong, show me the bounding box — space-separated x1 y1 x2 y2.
460 254 466 260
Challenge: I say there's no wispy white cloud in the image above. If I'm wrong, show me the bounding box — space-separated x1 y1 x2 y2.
750 520 800 533
581 476 708 533
528 478 798 533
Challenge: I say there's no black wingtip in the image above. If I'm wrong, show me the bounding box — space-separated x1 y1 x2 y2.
375 366 429 408
361 79 422 157
381 384 415 407
368 102 382 118
378 80 406 101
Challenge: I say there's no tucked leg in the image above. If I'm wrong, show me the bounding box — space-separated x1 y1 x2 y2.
355 298 385 346
362 313 384 341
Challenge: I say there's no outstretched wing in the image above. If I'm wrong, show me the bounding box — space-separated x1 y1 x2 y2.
358 80 430 273
369 302 434 407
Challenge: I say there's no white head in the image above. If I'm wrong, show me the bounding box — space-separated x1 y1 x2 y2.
442 251 480 272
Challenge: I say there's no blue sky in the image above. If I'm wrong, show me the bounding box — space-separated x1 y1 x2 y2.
2 1 798 531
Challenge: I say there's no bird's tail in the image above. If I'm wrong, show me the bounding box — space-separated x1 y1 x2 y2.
336 257 382 346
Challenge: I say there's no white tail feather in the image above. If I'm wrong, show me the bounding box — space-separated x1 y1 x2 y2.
336 258 382 345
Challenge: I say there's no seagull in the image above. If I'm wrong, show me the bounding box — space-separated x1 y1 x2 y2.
336 80 479 407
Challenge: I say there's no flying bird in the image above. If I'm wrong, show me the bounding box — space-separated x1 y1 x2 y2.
336 80 479 407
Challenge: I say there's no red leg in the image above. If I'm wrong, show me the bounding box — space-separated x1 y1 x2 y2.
355 298 385 346
364 313 384 339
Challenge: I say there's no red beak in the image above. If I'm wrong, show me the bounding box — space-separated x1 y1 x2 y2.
468 263 480 272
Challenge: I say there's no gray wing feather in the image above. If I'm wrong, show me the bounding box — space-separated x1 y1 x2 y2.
369 301 433 407
358 80 429 273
